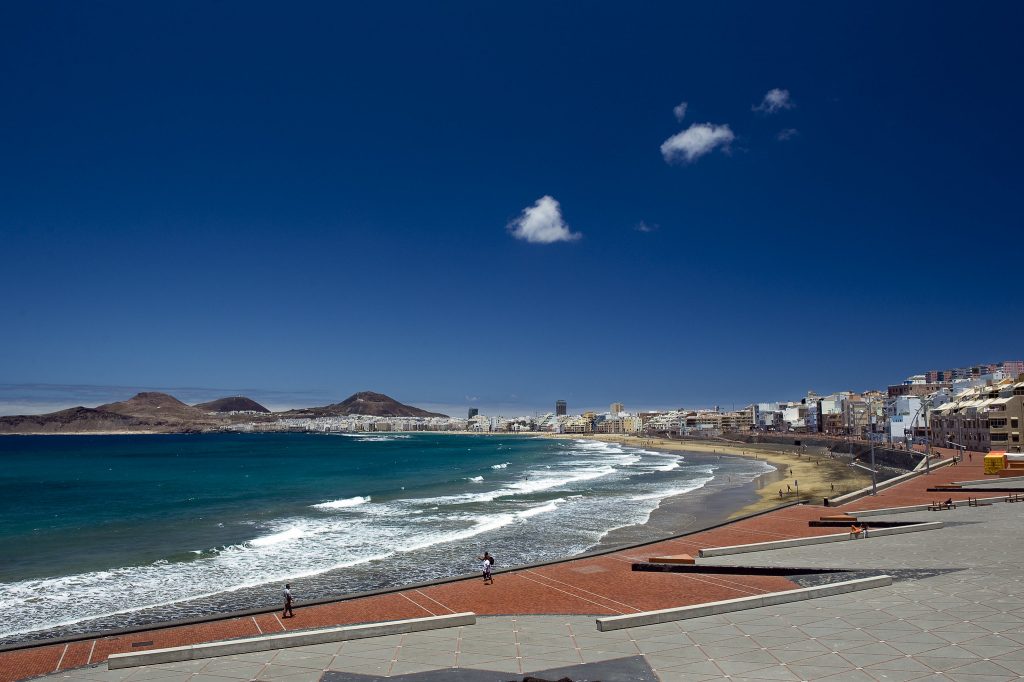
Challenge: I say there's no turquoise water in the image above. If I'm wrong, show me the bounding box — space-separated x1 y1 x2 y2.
0 432 771 642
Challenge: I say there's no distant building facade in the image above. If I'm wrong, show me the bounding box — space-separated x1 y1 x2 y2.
555 400 567 416
932 380 1024 453
468 407 479 419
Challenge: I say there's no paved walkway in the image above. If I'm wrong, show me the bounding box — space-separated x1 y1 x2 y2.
12 449 1012 682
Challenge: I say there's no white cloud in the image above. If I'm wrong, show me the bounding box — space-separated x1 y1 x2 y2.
635 221 658 233
660 123 735 164
508 195 581 244
673 101 688 121
777 127 799 141
754 88 794 114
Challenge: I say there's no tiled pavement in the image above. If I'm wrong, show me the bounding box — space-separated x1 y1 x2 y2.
23 449 1024 682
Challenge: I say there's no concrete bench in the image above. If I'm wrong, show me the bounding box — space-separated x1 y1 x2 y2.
596 575 892 631
108 612 476 669
647 553 695 565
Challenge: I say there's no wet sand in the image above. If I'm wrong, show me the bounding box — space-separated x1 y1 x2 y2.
593 461 774 550
555 433 873 551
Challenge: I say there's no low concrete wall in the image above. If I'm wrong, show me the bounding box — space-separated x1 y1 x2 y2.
596 575 892 631
698 522 942 558
829 457 953 507
723 433 924 472
829 467 927 506
108 612 476 670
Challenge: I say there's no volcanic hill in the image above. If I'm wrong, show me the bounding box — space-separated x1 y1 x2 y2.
284 391 447 418
194 396 270 413
98 392 208 422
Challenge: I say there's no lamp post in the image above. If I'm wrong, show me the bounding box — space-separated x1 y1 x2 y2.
924 399 931 475
869 397 877 495
906 396 931 474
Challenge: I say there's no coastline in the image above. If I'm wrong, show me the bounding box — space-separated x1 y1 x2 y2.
591 460 772 551
544 433 871 515
0 431 870 647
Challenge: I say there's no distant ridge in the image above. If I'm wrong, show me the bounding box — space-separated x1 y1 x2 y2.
0 406 146 434
284 391 448 418
0 389 444 434
194 396 270 413
99 392 209 422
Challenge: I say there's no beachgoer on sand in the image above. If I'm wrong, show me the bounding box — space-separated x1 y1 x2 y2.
282 583 294 618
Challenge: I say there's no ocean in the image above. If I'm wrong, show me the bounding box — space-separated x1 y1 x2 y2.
0 432 772 644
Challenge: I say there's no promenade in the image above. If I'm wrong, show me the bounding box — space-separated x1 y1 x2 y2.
11 448 1021 682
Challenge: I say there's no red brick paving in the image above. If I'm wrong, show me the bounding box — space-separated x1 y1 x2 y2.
847 447 990 511
0 447 994 682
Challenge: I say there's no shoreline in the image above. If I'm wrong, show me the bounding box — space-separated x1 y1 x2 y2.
0 431 871 646
543 433 872 519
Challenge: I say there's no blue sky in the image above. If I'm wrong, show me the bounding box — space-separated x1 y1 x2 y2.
1 2 1022 416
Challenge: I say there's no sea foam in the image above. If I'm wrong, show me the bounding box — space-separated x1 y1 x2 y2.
312 495 371 510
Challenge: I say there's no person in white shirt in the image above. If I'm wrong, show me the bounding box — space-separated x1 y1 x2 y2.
478 552 493 584
282 583 295 618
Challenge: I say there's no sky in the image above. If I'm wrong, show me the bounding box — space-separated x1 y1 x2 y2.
1 2 1022 417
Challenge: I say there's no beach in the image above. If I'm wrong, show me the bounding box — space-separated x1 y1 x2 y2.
542 433 873 547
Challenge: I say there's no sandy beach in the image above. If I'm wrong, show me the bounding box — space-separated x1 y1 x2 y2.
539 432 873 549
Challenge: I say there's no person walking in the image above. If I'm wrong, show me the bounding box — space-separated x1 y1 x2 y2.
282 583 295 618
478 552 494 584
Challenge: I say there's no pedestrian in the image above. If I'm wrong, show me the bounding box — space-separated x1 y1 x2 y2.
778 489 783 499
478 552 494 584
969 452 973 462
787 484 791 493
830 482 835 492
282 583 294 618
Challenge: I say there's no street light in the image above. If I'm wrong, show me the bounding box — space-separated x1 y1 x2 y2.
906 396 931 474
868 396 877 495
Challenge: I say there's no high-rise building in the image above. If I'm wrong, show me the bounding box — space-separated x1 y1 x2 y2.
555 400 567 416
468 408 479 419
610 402 624 415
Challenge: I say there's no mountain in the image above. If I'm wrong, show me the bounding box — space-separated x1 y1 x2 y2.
98 392 210 422
194 396 270 413
0 390 444 435
285 391 447 418
0 406 148 434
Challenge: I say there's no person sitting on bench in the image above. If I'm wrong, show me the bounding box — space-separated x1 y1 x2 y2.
850 524 864 538
944 497 954 509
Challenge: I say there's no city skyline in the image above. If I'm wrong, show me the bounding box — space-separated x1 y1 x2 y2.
2 2 1022 412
